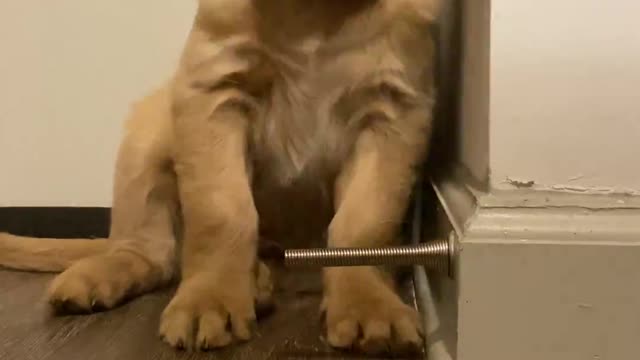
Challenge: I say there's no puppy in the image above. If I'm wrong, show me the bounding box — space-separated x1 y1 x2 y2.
0 0 439 354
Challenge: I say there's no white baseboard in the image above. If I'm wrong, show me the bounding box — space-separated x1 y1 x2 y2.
418 175 640 360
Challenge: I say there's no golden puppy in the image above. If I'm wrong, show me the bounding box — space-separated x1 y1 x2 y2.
0 0 439 354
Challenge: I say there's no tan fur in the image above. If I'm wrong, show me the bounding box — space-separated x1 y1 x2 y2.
0 0 438 354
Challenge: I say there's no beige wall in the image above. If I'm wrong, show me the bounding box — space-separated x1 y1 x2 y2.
489 0 640 195
0 0 195 206
3 0 639 207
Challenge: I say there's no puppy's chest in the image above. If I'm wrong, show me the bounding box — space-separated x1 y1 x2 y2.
249 38 359 188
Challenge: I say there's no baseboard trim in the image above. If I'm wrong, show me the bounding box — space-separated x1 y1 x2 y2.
431 175 640 360
0 207 110 238
433 174 640 245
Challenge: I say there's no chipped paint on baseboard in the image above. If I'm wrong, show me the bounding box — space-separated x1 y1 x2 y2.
500 176 640 197
547 184 640 197
503 177 535 189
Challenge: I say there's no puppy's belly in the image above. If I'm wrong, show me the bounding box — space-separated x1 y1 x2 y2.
253 178 333 249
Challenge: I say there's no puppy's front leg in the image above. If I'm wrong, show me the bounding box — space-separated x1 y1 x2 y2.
159 88 259 350
324 101 432 354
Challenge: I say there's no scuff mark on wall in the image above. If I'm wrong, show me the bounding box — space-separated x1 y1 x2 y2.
567 174 585 182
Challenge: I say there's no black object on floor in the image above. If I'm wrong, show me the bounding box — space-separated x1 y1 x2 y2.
0 207 110 238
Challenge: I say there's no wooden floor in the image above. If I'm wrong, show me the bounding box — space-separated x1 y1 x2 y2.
0 268 423 360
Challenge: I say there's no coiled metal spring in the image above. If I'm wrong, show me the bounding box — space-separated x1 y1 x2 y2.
283 238 450 274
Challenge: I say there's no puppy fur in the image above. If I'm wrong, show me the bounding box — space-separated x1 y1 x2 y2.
0 0 439 354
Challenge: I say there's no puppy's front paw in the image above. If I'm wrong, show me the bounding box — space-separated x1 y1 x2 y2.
159 273 256 351
323 268 423 355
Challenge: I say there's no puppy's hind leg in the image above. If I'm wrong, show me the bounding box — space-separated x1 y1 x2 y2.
48 88 179 313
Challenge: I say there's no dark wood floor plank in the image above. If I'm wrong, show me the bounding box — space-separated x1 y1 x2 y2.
0 269 422 360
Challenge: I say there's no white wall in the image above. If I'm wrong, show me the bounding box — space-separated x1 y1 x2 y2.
0 0 196 207
489 0 640 195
